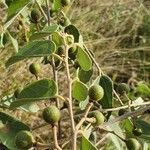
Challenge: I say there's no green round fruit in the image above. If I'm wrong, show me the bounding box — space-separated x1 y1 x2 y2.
118 109 127 116
61 0 70 6
29 63 41 76
68 45 77 60
42 105 61 125
88 85 104 101
126 138 140 150
31 9 41 23
116 83 130 95
15 130 35 150
132 128 142 136
92 111 105 126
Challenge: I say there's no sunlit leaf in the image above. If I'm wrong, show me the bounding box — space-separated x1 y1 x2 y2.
6 40 56 67
10 79 57 108
72 80 88 101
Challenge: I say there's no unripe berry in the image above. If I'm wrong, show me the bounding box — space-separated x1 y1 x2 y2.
92 111 105 126
29 63 41 76
30 9 41 23
61 0 70 6
126 138 140 150
15 130 35 150
42 105 61 125
88 85 104 101
68 45 77 60
116 83 130 95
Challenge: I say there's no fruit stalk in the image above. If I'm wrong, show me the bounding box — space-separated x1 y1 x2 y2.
53 125 62 150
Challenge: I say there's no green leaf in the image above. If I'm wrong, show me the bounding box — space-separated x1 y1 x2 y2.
64 25 80 43
79 98 89 110
7 0 29 20
121 119 133 133
99 75 113 108
4 0 30 30
135 119 150 141
6 40 56 67
10 79 57 108
29 25 59 41
107 117 125 150
20 103 39 113
77 46 92 71
52 32 64 47
0 112 30 150
78 69 93 83
72 80 88 101
7 32 18 52
52 0 62 11
43 24 59 32
29 32 52 41
135 83 150 97
80 135 98 150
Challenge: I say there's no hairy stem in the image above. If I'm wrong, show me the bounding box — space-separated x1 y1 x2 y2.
64 44 76 149
53 125 62 150
45 0 61 140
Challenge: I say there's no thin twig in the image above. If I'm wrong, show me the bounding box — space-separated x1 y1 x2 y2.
76 103 93 130
95 134 108 146
31 102 150 131
84 44 103 76
101 105 150 127
64 43 76 149
35 0 48 21
53 125 62 150
113 89 124 106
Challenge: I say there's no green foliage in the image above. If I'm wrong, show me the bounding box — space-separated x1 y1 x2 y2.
10 79 57 108
76 46 92 71
6 40 56 67
78 69 93 83
99 75 113 108
80 135 98 150
0 112 30 149
72 80 88 101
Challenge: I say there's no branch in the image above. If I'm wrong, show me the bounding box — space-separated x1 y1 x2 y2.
76 103 93 130
53 125 62 150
